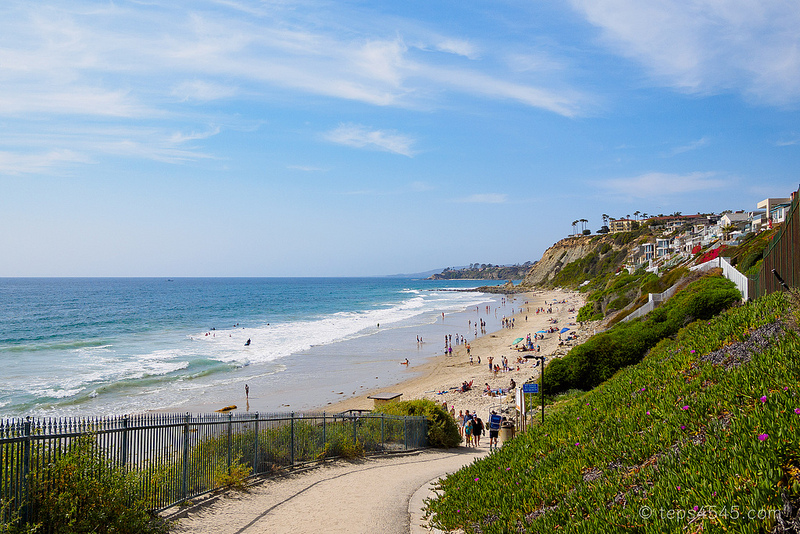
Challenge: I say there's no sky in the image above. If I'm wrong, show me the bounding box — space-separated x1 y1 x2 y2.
1 0 799 277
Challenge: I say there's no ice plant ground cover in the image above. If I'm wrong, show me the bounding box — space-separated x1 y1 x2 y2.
425 290 800 533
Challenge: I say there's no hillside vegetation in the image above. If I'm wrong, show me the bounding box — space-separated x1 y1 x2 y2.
425 290 800 533
546 274 742 395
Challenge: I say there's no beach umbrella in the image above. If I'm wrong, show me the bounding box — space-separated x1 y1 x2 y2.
560 327 570 333
536 330 548 334
512 338 524 344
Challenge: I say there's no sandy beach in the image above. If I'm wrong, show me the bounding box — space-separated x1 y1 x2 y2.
325 287 587 424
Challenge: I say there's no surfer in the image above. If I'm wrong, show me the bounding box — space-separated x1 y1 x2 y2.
401 358 409 365
245 338 251 346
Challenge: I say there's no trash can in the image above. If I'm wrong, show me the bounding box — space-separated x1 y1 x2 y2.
499 422 515 443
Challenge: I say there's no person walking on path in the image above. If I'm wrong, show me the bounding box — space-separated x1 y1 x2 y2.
473 416 484 447
488 410 502 450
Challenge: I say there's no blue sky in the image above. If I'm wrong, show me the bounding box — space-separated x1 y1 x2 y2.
1 0 798 277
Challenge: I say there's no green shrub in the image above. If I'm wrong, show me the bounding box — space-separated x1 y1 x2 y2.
24 436 168 534
543 274 740 395
375 399 461 448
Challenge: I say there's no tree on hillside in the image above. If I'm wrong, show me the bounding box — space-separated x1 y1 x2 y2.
722 224 737 240
634 210 640 221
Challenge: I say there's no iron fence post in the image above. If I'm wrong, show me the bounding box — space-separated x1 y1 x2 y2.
381 413 384 448
352 414 357 446
290 412 295 466
253 413 259 475
227 413 233 473
22 417 31 524
322 413 326 457
121 415 128 470
404 417 408 450
182 413 190 502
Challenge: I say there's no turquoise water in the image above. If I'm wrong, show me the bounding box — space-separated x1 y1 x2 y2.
0 278 512 417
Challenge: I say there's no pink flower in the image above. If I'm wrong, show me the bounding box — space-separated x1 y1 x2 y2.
474 477 480 481
646 411 650 415
575 442 580 446
693 506 699 511
677 486 681 490
758 433 769 441
681 405 689 410
760 396 767 403
794 408 800 415
681 425 686 430
641 387 646 391
690 350 695 354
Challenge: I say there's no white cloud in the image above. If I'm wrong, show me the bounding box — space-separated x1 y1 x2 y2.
168 126 222 144
776 137 799 147
420 65 586 117
669 136 710 155
0 149 92 175
569 0 800 104
172 80 238 102
435 38 479 59
455 193 508 204
598 171 726 198
324 124 416 157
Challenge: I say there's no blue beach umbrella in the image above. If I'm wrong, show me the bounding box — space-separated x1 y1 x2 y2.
560 327 570 333
536 330 548 334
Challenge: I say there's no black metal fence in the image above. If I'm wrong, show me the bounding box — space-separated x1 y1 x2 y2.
749 188 800 298
0 411 427 525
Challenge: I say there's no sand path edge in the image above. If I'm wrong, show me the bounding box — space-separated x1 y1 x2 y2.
167 447 488 534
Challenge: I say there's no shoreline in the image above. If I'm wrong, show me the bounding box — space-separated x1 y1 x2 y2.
155 287 589 419
322 288 588 420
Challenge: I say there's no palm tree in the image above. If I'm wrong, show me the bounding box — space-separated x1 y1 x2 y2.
722 224 737 241
634 210 640 221
602 213 609 227
581 219 588 233
572 220 578 236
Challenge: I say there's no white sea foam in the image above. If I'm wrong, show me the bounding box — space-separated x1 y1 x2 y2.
190 289 489 365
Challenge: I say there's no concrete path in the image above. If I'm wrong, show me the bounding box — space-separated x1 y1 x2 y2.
168 447 488 534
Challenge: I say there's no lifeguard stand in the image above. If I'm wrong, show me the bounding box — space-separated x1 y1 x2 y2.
367 392 402 409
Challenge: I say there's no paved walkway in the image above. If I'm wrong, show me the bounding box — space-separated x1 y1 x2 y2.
168 448 488 534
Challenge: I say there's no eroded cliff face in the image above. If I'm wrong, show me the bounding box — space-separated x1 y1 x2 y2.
521 234 628 287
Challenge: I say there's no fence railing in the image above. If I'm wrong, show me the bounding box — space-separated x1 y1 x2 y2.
0 411 428 524
690 256 749 300
749 188 799 299
621 279 684 322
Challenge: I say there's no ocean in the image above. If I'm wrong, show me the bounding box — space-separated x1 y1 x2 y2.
0 278 517 418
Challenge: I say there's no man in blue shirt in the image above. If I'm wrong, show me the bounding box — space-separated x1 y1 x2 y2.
488 410 502 449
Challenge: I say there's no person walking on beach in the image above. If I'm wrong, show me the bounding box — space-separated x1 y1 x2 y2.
488 356 493 372
489 410 502 449
245 384 249 399
456 410 464 439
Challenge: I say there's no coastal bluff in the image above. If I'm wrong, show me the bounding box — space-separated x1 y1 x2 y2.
521 234 630 287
